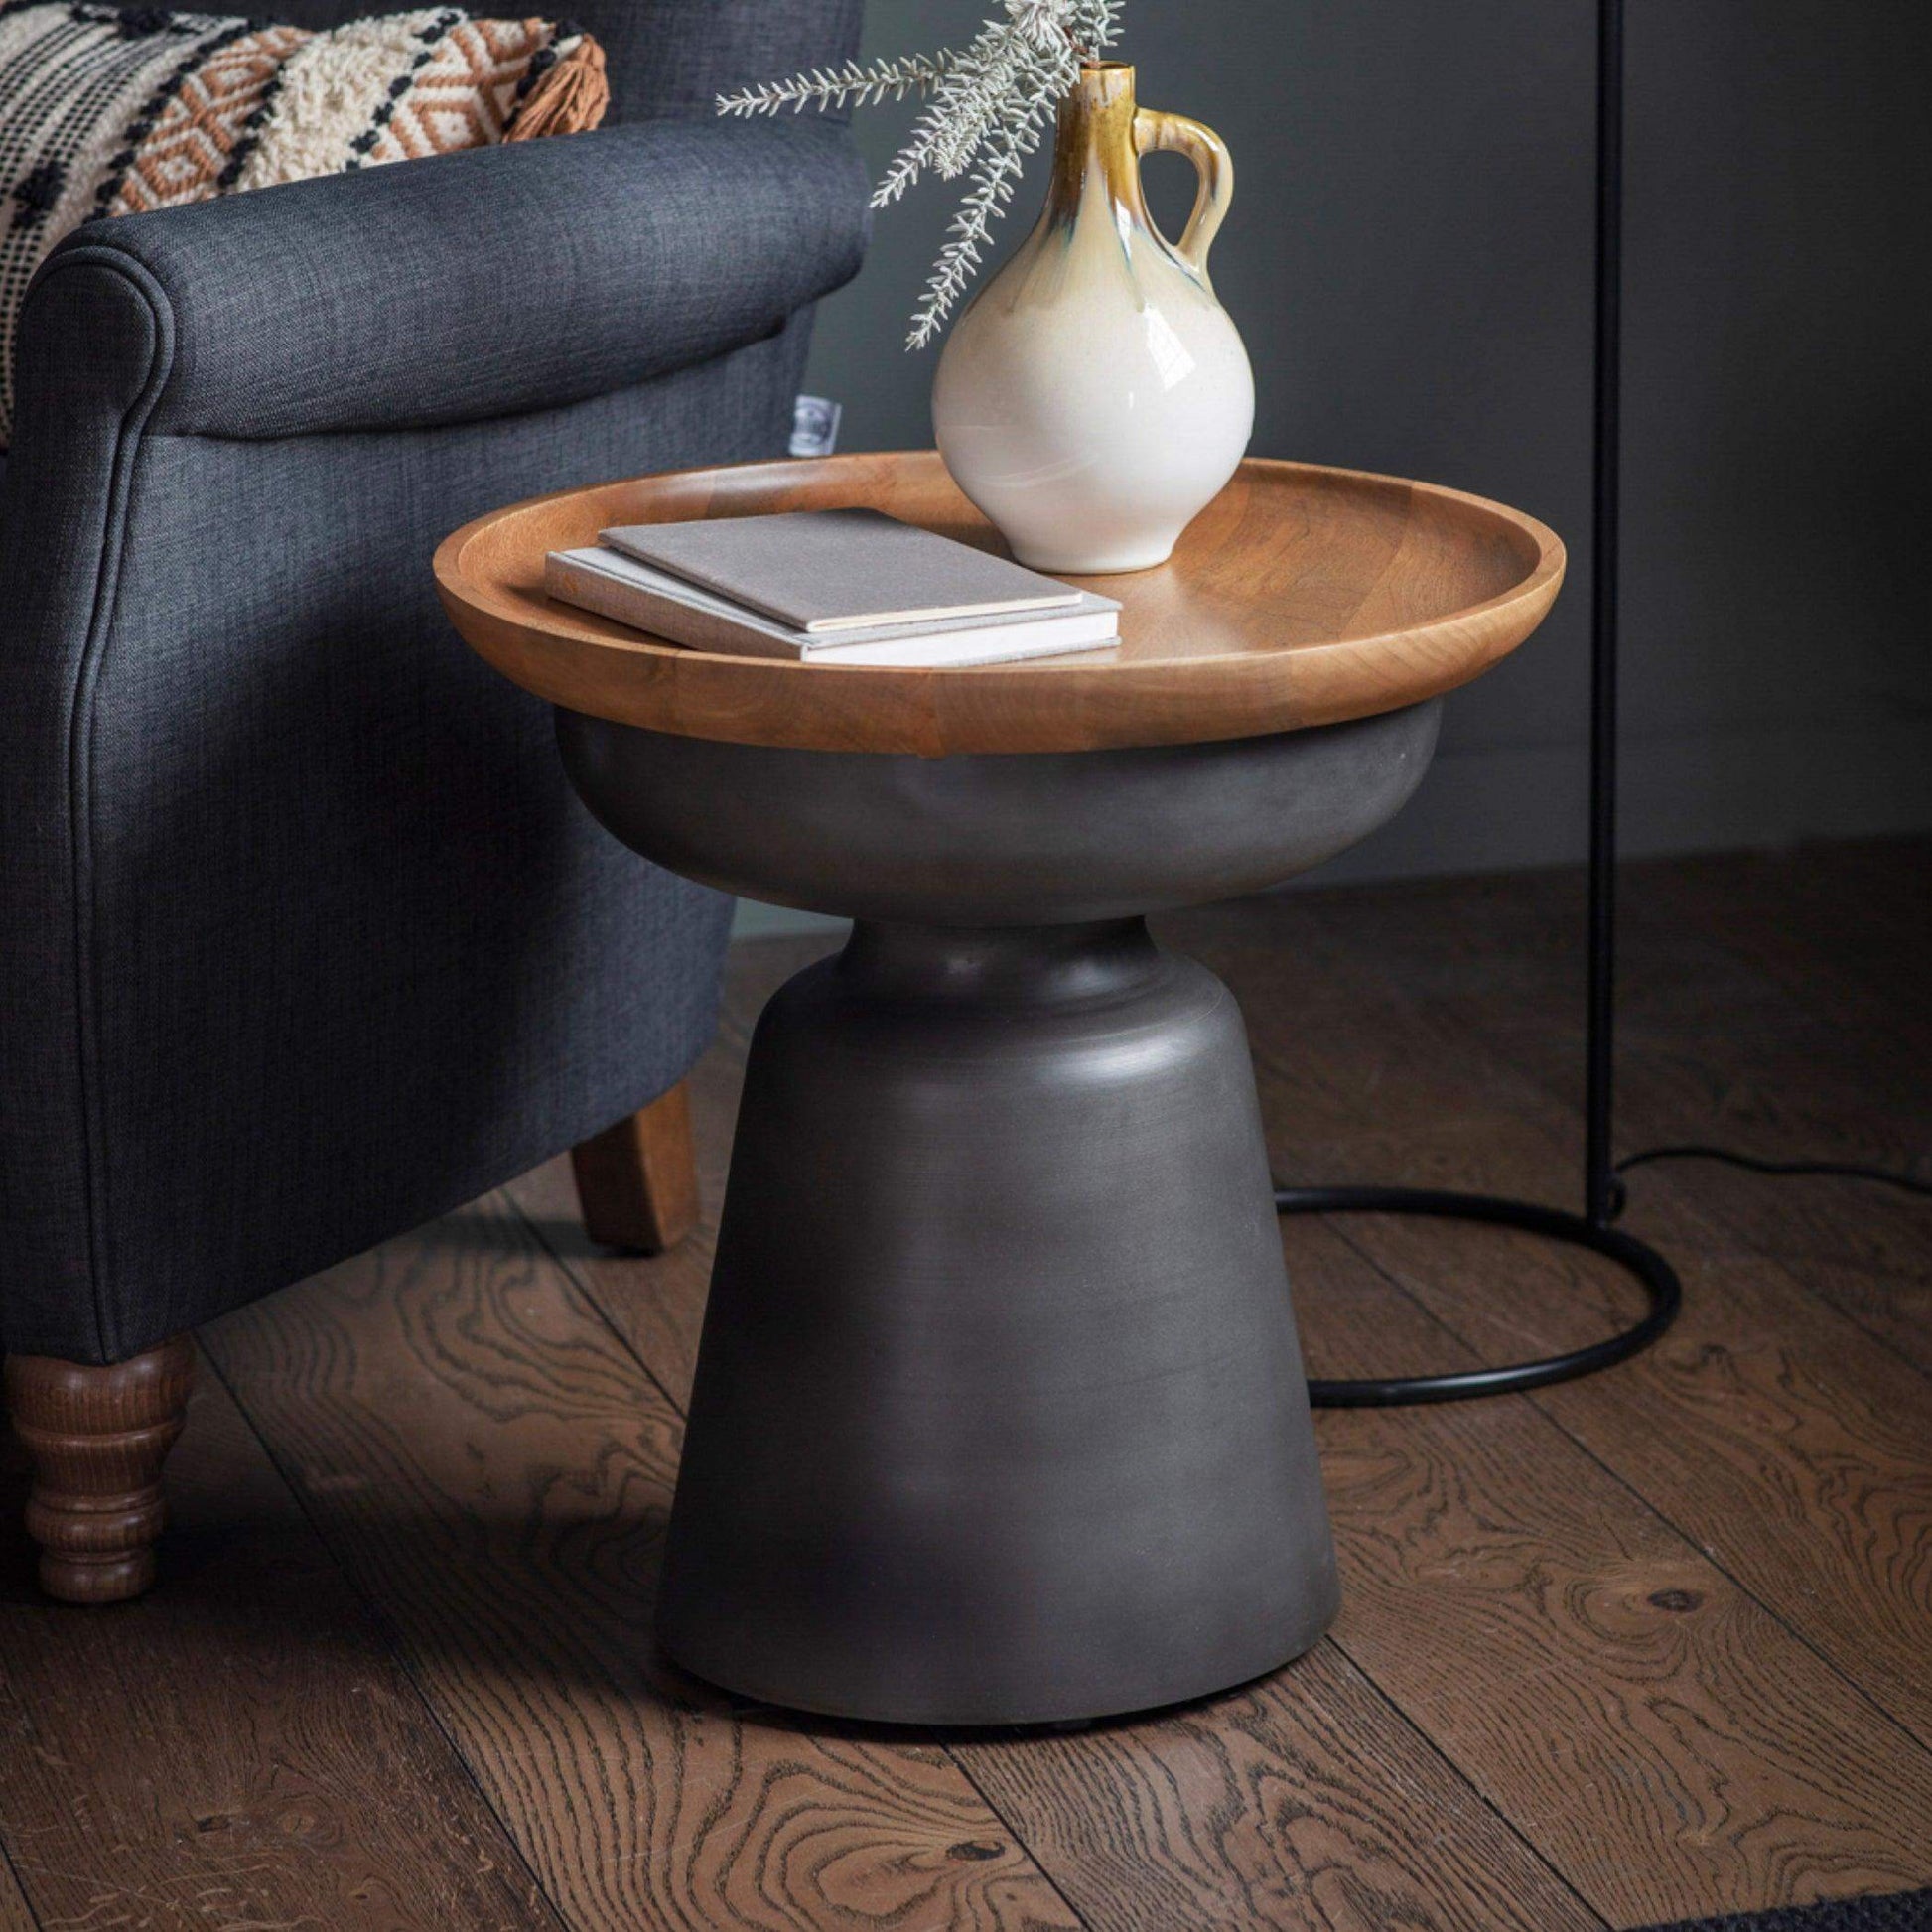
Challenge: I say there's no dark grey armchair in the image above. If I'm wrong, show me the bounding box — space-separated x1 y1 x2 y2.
0 0 868 1602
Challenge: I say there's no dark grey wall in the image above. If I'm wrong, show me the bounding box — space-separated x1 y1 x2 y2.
786 0 1932 899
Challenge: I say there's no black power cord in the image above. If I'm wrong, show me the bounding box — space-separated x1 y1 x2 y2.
1608 1145 1932 1217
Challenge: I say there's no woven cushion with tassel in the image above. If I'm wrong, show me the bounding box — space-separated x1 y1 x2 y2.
0 2 610 445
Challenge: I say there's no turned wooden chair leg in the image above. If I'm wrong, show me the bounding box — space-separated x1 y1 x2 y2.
571 1080 700 1254
4 1334 194 1604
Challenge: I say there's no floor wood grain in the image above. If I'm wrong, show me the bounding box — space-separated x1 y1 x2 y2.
1288 1225 1932 1925
1190 870 1932 1760
2 838 1926 1932
197 1188 1079 1932
0 1864 31 1932
1585 850 1931 1373
1294 850 1932 1374
0 1355 559 1932
952 1644 1602 1932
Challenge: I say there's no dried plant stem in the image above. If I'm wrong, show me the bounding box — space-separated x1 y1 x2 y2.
718 0 1127 346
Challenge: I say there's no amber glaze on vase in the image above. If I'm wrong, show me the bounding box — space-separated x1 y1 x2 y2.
932 63 1254 573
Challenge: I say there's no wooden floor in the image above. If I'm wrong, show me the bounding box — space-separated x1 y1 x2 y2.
2 839 1928 1932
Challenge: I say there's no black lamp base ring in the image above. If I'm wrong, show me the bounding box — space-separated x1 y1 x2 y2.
1279 1184 1683 1407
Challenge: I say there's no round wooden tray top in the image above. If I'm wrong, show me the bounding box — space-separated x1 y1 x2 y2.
434 451 1565 758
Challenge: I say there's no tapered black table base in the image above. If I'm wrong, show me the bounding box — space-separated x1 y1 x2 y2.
558 705 1443 1723
656 918 1338 1725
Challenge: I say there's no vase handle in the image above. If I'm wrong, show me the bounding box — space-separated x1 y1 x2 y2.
1134 108 1234 280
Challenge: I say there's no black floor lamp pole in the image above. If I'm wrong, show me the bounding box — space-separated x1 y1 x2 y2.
1586 0 1625 1229
1287 0 1685 1408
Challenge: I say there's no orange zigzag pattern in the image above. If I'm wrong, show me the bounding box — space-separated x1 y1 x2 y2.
110 25 313 216
371 18 554 163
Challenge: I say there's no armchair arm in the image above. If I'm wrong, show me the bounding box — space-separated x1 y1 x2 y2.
21 116 868 442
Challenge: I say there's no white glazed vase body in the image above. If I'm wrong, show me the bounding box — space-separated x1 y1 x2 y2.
933 64 1254 574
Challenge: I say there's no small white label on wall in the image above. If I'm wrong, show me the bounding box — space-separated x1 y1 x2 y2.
790 395 842 458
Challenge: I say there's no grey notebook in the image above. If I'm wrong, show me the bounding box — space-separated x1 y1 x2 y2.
599 507 1083 633
546 545 1119 665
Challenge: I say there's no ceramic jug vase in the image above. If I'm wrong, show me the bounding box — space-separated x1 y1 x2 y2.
932 63 1254 574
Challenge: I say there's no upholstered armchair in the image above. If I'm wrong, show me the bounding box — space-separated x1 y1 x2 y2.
0 0 868 1601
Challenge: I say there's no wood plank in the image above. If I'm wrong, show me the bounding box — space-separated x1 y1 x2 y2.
543 936 1605 1932
1611 847 1932 1371
0 1857 32 1932
0 1356 557 1932
1385 847 1932 1200
1173 890 1932 1751
7 850 1921 1932
1629 1156 1931 1377
0 1496 37 1932
200 1188 1079 1932
1286 853 1932 1375
954 1634 1601 1932
1706 838 1932 1036
1274 1214 1932 1925
1262 850 1932 1393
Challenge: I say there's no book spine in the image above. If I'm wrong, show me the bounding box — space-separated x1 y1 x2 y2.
542 555 799 662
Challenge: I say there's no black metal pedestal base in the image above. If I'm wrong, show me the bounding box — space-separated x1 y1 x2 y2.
1277 1185 1682 1407
657 919 1340 1726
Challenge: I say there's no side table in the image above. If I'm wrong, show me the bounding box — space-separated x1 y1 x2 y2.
435 452 1564 1725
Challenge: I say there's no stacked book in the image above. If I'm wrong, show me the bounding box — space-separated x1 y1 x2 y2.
545 507 1120 667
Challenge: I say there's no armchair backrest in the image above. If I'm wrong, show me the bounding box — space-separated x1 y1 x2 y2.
252 0 865 123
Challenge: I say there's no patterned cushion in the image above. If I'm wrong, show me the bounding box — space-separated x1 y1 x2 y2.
0 3 610 444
